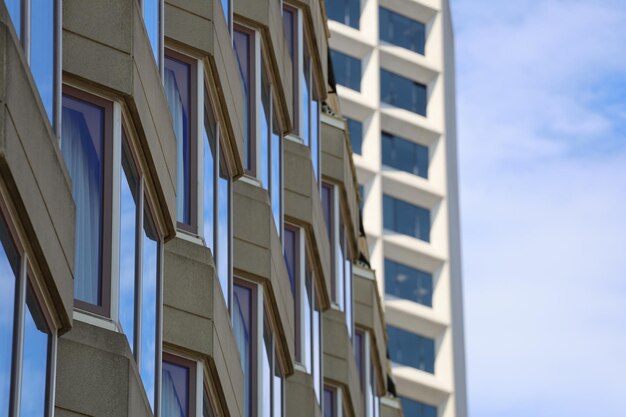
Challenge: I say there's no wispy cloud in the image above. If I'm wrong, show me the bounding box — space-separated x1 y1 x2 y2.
451 1 626 416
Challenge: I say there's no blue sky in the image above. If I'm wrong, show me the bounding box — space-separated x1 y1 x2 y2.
450 1 626 416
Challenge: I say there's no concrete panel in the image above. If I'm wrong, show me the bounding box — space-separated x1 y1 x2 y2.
0 9 74 331
381 398 405 417
286 369 322 417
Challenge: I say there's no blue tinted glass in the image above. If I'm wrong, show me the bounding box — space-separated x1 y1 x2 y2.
344 247 352 336
120 144 138 352
303 257 312 372
384 259 432 307
330 50 361 92
262 323 271 417
271 116 281 235
61 95 104 306
400 397 437 417
324 388 335 417
311 99 319 182
383 194 430 242
382 132 429 178
234 30 252 171
261 68 270 190
380 69 427 116
20 283 50 417
301 54 311 145
353 331 363 386
141 212 158 410
144 0 160 64
272 350 283 417
233 284 252 417
387 326 434 373
312 286 321 403
30 0 54 123
336 223 345 310
347 118 362 155
0 215 18 417
358 185 364 211
379 7 426 55
203 107 216 255
162 360 189 417
221 0 229 24
283 227 297 294
164 56 192 225
217 157 230 306
325 0 360 29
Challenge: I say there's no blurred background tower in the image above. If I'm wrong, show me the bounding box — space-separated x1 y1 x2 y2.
326 1 468 416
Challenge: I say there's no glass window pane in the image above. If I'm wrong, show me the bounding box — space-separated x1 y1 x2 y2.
312 286 321 404
383 194 430 242
144 0 160 64
164 56 192 225
283 227 297 295
30 0 54 122
336 222 345 311
301 50 311 145
321 183 336 303
325 0 360 29
343 232 352 336
347 118 362 155
303 254 312 371
353 331 363 387
311 98 320 181
20 283 50 417
282 8 297 130
162 360 190 417
203 392 216 417
260 66 271 189
271 114 282 235
217 156 230 305
382 132 429 178
119 141 139 352
61 94 105 306
330 50 361 92
233 30 253 172
384 259 433 307
262 322 272 417
379 7 426 55
323 387 335 417
141 210 159 410
387 325 435 373
272 350 283 417
400 397 438 417
221 0 229 24
0 215 18 417
380 69 427 116
233 284 252 417
203 105 217 254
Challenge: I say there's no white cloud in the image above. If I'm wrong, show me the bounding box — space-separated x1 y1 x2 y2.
451 0 626 416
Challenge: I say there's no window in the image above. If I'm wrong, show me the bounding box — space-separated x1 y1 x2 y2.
325 0 360 29
203 91 233 307
387 326 434 373
143 0 162 68
6 0 60 129
380 69 427 116
164 51 198 230
384 259 433 307
353 330 364 387
379 7 426 55
62 87 163 409
365 334 380 417
323 386 342 417
347 118 363 155
283 6 320 183
0 208 57 417
283 225 322 403
162 355 197 417
382 132 429 178
221 0 231 30
383 195 430 242
234 280 285 417
330 50 361 92
321 183 353 338
400 397 437 417
61 90 113 315
233 26 255 174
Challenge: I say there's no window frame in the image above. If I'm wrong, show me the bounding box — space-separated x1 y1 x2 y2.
162 352 198 417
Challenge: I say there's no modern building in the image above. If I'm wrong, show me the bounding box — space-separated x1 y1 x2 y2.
325 1 468 416
0 1 414 417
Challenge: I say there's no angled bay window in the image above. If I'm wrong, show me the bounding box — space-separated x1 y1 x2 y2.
330 50 361 92
400 397 437 417
325 0 360 29
384 259 433 307
383 194 430 242
379 7 426 55
62 86 164 410
387 325 435 374
380 69 427 116
165 51 198 230
0 205 58 417
382 132 429 178
234 26 255 174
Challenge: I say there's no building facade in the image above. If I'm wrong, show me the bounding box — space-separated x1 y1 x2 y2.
0 0 415 417
325 1 468 416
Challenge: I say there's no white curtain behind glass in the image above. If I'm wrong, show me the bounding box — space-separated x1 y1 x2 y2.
164 68 186 223
162 370 186 417
62 108 102 304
